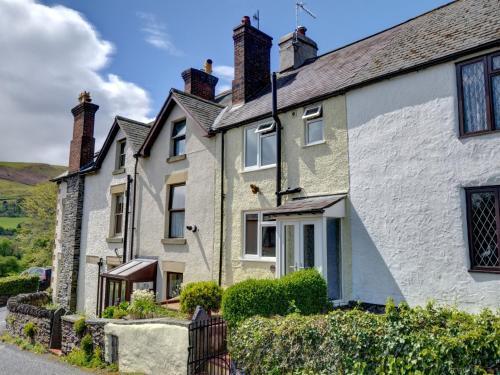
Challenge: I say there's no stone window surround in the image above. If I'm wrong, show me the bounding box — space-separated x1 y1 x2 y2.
162 171 188 245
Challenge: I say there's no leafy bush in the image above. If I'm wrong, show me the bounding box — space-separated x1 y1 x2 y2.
80 334 93 360
0 274 39 296
180 281 223 315
229 302 500 375
0 256 20 277
222 269 328 326
23 322 36 340
103 301 129 319
66 335 106 369
73 317 87 336
127 290 158 319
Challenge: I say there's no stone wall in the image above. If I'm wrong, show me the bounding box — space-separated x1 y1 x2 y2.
6 292 54 347
61 315 105 355
57 173 85 312
0 295 9 307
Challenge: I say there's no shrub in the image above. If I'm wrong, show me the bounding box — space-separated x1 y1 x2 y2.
73 317 87 336
127 290 158 319
229 303 500 375
180 281 223 315
0 274 39 296
80 334 93 361
23 322 36 340
103 301 129 319
222 269 328 326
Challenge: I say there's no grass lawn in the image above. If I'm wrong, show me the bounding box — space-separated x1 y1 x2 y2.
0 217 27 229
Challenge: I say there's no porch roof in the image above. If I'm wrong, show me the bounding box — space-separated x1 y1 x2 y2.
101 258 157 282
263 195 346 218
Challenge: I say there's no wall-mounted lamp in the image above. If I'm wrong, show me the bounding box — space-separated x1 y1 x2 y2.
186 225 198 233
250 184 260 194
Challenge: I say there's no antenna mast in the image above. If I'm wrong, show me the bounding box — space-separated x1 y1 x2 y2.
295 1 317 42
253 10 260 29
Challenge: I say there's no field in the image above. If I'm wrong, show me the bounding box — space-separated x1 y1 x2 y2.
0 217 27 229
0 179 32 200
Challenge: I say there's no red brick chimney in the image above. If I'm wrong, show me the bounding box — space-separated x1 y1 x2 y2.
68 91 99 173
232 16 273 105
182 59 219 101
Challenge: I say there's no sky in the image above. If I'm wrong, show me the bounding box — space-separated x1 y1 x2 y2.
0 0 451 165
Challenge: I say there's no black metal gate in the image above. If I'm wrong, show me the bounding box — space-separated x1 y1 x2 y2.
187 315 232 375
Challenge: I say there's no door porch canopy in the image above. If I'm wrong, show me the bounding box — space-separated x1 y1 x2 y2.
263 194 346 219
101 258 157 282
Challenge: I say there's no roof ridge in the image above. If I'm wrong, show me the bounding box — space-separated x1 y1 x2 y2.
115 115 150 127
171 88 225 108
286 0 458 73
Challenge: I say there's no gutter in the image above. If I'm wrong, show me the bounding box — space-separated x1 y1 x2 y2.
272 72 283 207
129 154 139 260
218 130 226 286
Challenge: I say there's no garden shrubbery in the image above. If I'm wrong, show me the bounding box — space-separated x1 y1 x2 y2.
0 274 39 296
222 269 328 326
229 301 500 375
180 281 223 315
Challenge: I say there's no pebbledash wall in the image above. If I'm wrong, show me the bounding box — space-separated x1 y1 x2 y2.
77 127 136 315
219 95 353 301
136 102 218 300
346 51 500 311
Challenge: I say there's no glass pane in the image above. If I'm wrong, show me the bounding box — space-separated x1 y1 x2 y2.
261 225 276 257
170 185 186 210
493 56 500 70
174 138 185 156
307 119 324 144
470 192 499 268
245 214 258 255
261 133 276 166
114 213 123 235
284 225 296 274
169 211 185 238
245 127 258 167
326 218 341 300
167 273 183 299
172 121 186 137
492 75 500 130
303 224 315 269
462 61 487 133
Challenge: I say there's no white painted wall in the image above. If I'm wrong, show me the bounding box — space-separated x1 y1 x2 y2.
347 56 500 311
51 180 67 302
136 103 217 301
78 127 136 315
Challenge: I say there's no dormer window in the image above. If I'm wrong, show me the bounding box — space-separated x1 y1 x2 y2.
116 139 126 170
303 105 324 145
172 120 186 156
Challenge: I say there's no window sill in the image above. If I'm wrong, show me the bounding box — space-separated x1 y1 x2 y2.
112 168 126 175
162 238 187 245
239 257 277 263
459 129 500 139
468 268 500 275
303 140 326 148
106 237 123 243
241 164 276 174
167 154 187 163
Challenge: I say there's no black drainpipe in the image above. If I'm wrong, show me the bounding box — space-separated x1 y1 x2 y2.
96 257 103 316
122 174 132 264
218 130 226 286
272 72 282 207
129 154 139 260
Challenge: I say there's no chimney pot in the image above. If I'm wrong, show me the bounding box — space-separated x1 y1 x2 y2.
241 16 251 25
297 26 307 36
204 59 213 75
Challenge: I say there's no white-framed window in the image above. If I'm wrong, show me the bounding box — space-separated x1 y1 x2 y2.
244 123 276 169
116 139 126 169
303 105 324 145
111 193 125 237
243 212 276 259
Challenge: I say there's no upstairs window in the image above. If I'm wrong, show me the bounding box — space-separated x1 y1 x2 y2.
457 53 500 136
168 184 186 238
244 123 276 169
171 120 186 156
303 105 324 145
116 139 126 169
112 193 124 237
244 212 276 259
466 186 500 272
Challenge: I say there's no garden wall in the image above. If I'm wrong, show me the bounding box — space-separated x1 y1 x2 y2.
61 315 106 355
6 292 64 348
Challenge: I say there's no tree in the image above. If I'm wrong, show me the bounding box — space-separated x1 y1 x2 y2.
17 182 57 267
0 256 20 276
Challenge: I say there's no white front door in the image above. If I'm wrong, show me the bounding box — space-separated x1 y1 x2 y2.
279 219 323 275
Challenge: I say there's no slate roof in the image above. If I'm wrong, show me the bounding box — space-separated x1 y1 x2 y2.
115 116 151 153
171 89 224 133
214 0 500 130
264 195 346 217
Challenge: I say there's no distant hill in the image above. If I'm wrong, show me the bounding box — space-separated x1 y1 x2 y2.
0 162 66 201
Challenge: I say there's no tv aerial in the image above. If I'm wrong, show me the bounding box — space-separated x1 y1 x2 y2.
295 1 317 42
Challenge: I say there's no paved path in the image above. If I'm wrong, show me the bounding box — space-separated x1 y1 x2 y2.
0 306 86 374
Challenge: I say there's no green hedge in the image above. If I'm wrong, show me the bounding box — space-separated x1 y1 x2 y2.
222 269 328 326
180 281 223 315
0 275 39 296
229 302 500 374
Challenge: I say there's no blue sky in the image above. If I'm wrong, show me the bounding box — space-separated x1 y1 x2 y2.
40 0 451 117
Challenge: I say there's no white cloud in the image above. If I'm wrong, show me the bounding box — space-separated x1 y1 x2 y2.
137 12 183 56
0 0 152 165
213 65 234 94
